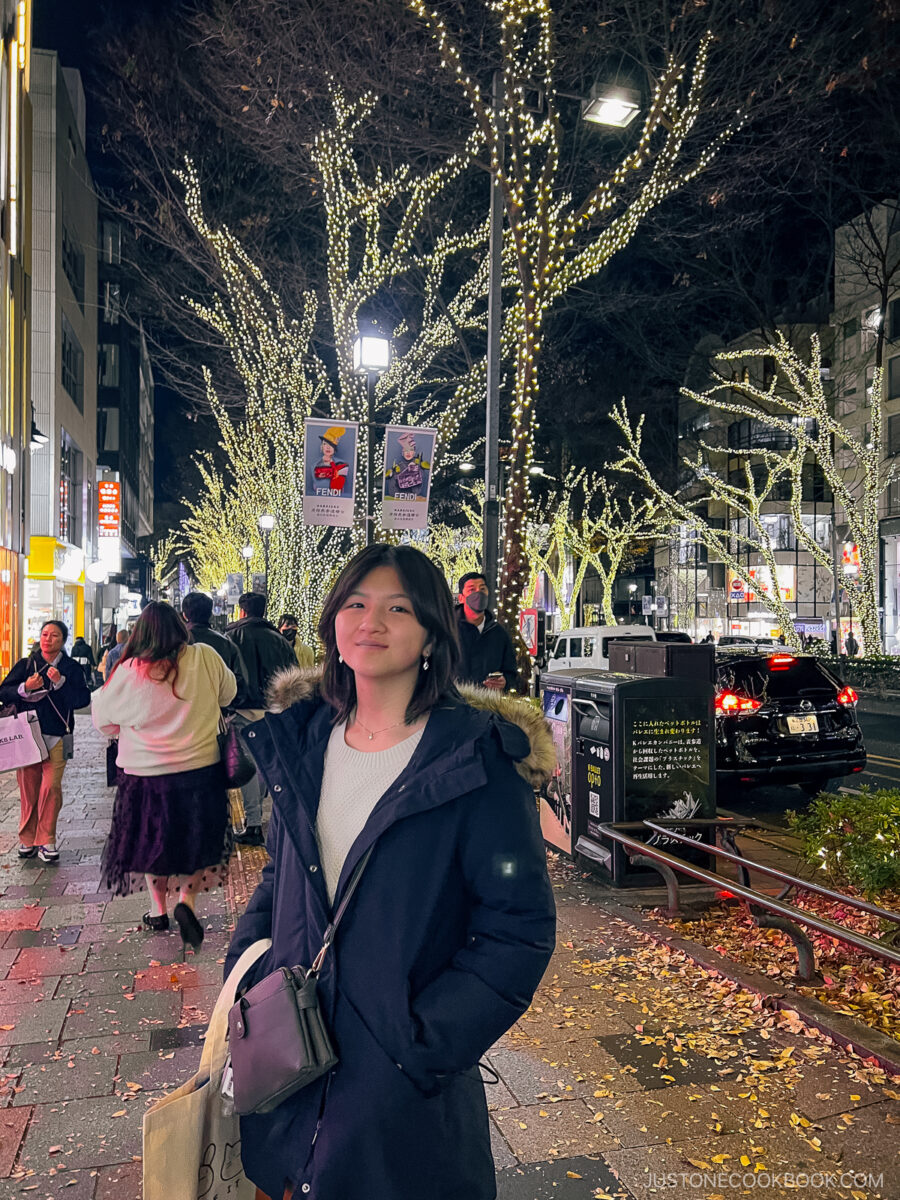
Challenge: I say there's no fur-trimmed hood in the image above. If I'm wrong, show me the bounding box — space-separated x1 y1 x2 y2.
265 666 556 789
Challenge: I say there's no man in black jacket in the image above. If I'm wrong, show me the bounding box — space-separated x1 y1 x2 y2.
182 592 250 708
225 593 295 844
0 620 91 862
455 572 518 692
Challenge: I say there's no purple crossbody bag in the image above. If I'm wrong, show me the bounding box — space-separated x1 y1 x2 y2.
227 847 373 1115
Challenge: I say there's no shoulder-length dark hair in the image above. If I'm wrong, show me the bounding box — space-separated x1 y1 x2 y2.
318 544 460 724
108 601 190 694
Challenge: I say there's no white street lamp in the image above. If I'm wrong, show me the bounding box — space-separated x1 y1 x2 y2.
459 461 476 474
353 331 392 545
241 544 253 560
86 560 109 584
258 513 276 532
257 513 276 586
581 85 641 129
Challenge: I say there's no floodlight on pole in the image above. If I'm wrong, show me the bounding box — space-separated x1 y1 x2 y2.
581 84 641 129
353 331 392 546
257 513 276 532
29 420 49 450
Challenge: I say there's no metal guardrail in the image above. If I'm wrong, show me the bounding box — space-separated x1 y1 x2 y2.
597 818 900 983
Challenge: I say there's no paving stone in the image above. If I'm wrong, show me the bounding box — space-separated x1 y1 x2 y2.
586 1082 745 1150
11 1053 118 1105
18 1092 150 1170
0 1106 30 1176
496 1155 635 1199
523 1036 644 1097
94 1160 142 1200
149 1024 206 1051
595 1033 724 1091
492 1099 618 1164
0 1170 95 1199
39 904 97 928
0 978 58 1005
2 927 80 948
60 1034 153 1058
490 1120 519 1169
810 1100 900 1175
60 990 181 1039
0 910 43 933
53 970 134 1000
602 1140 718 1200
7 947 87 978
0 1000 69 1047
76 922 141 943
485 1076 519 1112
488 1045 597 1105
116 1046 202 1091
0 955 17 982
81 936 177 972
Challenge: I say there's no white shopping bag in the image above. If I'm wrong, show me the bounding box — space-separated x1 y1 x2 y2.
0 710 48 774
142 939 272 1200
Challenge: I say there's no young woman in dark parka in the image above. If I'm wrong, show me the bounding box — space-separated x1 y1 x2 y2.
225 544 557 1200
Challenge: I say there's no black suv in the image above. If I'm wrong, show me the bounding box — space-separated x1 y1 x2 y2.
715 650 866 795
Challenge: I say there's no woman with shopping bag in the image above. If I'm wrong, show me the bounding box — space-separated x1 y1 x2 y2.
223 544 557 1200
0 620 90 863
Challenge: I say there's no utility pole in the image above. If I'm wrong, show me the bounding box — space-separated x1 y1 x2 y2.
483 70 505 596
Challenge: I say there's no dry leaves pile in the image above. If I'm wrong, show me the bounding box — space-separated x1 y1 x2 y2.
658 891 900 1042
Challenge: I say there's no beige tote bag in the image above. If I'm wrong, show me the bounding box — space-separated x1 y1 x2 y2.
142 938 272 1200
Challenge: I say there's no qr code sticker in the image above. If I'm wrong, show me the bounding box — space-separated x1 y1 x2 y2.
589 791 600 818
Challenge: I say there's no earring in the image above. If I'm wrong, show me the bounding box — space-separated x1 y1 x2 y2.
338 653 343 664
422 654 430 671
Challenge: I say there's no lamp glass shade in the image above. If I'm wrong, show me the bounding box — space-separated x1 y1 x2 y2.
86 560 109 584
241 545 254 560
459 462 476 473
582 86 640 128
258 513 276 531
352 335 391 373
29 421 49 449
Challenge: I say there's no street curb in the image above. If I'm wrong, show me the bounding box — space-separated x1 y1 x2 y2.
857 697 899 717
594 895 900 1078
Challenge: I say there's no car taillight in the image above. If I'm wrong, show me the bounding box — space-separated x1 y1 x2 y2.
836 685 858 706
715 690 762 714
769 654 794 670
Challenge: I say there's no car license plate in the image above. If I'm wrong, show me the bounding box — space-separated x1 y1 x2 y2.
787 714 819 734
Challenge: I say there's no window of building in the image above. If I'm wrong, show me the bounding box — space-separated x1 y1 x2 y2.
60 314 84 411
98 406 119 453
61 225 84 309
888 356 900 401
888 478 900 514
101 220 121 265
800 514 832 549
889 297 900 342
888 414 900 457
762 356 776 387
58 431 81 545
760 514 795 551
102 281 120 325
866 363 876 398
862 307 881 351
99 343 120 388
801 463 831 503
842 317 858 358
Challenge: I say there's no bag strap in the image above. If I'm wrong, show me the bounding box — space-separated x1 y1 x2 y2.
309 845 374 975
200 937 272 1077
44 690 74 734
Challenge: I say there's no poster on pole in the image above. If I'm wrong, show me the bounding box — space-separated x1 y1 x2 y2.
225 573 243 606
251 573 267 595
381 425 436 531
303 420 359 528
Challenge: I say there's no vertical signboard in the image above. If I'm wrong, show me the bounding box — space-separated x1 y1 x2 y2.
381 425 436 531
97 480 121 573
303 420 359 528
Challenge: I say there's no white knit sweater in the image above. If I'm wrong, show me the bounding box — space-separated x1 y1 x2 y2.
91 643 237 777
316 721 424 903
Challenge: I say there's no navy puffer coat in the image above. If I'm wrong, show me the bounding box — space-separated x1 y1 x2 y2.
225 670 557 1200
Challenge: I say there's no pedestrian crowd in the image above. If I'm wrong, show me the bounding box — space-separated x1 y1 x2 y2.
0 549 547 1199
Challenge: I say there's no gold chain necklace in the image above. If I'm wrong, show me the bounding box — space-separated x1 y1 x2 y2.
352 713 408 742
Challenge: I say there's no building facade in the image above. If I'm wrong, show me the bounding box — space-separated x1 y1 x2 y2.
26 49 97 649
0 0 32 674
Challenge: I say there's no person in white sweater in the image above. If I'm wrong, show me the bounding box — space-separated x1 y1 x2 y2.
92 601 237 954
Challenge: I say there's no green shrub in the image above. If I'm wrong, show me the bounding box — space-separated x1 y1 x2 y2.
787 787 900 898
811 652 900 698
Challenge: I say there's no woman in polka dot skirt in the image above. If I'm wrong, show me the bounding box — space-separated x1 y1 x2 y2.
92 601 237 955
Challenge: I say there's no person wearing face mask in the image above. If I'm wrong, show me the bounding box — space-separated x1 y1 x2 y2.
455 571 518 692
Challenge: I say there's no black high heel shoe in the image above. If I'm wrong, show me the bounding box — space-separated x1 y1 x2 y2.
173 902 204 958
143 911 170 931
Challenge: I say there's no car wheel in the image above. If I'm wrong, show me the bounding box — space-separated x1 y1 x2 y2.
798 777 842 797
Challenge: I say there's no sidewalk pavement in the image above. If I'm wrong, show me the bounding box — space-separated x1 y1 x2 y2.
0 717 896 1200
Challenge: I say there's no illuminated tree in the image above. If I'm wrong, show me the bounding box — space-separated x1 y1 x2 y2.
681 335 897 653
580 482 670 626
613 401 804 648
410 0 737 631
150 533 183 589
425 484 484 595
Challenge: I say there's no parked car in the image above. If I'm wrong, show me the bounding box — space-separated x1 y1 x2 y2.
714 649 866 796
545 625 657 672
718 635 778 647
655 630 693 644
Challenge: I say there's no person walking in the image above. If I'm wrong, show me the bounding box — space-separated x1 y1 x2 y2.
70 635 96 688
226 544 556 1200
455 571 518 691
277 613 316 669
101 630 128 681
0 621 91 863
225 593 295 846
92 601 237 953
844 630 859 657
182 591 250 707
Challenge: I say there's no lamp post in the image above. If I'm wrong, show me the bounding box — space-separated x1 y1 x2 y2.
257 513 276 592
483 76 640 602
353 332 391 546
241 543 253 594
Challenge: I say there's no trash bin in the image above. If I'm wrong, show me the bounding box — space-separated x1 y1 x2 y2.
607 640 716 683
539 669 716 885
